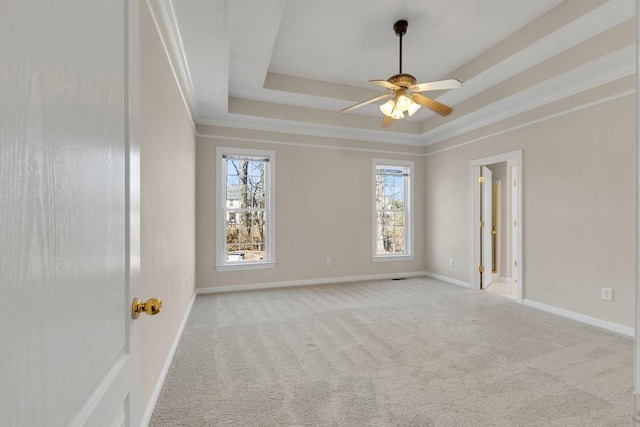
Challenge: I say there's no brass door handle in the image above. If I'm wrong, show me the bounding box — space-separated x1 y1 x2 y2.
132 297 162 319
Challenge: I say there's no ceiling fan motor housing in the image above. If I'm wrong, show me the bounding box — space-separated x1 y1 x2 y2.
393 20 408 36
339 18 459 124
388 73 416 88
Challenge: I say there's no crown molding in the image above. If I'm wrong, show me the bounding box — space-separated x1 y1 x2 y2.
424 89 634 157
145 0 199 124
201 50 633 148
427 0 634 120
196 131 426 157
423 47 634 146
198 114 427 147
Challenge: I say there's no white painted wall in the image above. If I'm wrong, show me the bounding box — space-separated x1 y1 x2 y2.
196 129 427 289
425 83 635 328
140 3 196 417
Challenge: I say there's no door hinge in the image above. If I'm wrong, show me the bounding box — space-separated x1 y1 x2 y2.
513 180 517 187
513 220 517 226
514 260 518 267
479 221 484 228
479 265 485 273
478 176 485 183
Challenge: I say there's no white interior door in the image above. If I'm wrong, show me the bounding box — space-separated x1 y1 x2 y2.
511 166 519 283
0 1 140 426
481 166 493 288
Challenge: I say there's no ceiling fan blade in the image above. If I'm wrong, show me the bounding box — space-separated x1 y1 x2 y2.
369 80 401 91
410 93 453 116
340 93 392 114
381 115 394 127
409 78 462 93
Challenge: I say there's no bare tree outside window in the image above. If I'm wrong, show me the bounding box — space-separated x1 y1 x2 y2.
225 158 267 261
375 166 408 255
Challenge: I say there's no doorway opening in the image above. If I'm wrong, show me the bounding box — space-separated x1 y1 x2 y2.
469 150 522 302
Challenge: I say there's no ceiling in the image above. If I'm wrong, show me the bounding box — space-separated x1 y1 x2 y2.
153 0 635 146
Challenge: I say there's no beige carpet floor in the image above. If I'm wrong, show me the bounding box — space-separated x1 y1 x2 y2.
149 277 633 426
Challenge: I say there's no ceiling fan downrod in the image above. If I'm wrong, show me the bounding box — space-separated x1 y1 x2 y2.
338 17 460 124
393 20 408 74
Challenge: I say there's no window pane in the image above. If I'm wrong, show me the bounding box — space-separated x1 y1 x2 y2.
225 216 266 262
223 157 268 263
219 149 274 268
375 163 409 256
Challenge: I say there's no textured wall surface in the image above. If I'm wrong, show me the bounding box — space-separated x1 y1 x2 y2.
196 133 426 289
425 90 635 328
140 3 196 415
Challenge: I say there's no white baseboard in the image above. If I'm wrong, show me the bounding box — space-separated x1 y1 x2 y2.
498 276 514 283
141 292 197 427
522 299 634 337
423 271 471 289
196 271 429 294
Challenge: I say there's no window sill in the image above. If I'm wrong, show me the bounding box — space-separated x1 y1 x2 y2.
216 262 276 272
372 255 414 262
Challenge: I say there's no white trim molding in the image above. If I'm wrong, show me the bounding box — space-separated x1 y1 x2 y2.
523 299 634 337
144 0 198 130
200 114 427 147
423 47 634 146
372 255 415 263
197 131 425 157
197 271 429 294
423 271 471 289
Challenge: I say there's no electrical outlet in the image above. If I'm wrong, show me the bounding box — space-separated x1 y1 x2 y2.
449 258 454 267
601 287 613 302
325 258 331 266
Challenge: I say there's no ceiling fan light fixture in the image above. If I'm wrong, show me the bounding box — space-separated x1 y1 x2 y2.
380 99 396 116
340 19 462 127
407 102 421 116
390 107 404 120
395 91 412 111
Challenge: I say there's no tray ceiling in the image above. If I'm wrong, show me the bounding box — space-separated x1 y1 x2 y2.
149 0 635 146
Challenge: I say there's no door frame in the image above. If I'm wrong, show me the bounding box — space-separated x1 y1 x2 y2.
469 150 523 302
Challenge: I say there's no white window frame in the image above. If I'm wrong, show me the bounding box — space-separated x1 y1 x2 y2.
372 159 414 262
216 146 276 271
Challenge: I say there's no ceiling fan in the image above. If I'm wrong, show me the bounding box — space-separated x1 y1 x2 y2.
340 20 462 127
